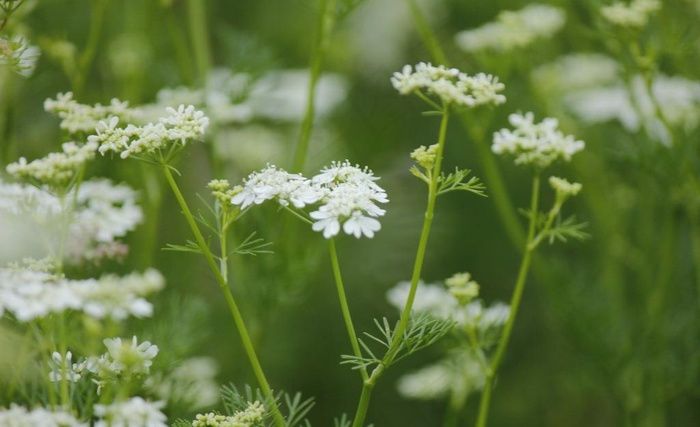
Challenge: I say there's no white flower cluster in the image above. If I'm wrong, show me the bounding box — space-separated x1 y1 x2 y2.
44 92 136 134
232 161 389 239
0 35 40 77
88 336 159 378
92 105 209 159
531 53 620 95
192 401 265 427
0 179 143 265
94 397 167 427
6 141 98 188
601 0 661 27
492 112 585 168
386 280 510 331
0 404 86 427
146 357 220 410
549 176 583 198
0 268 164 322
454 4 566 52
391 62 506 108
48 351 84 383
396 352 483 402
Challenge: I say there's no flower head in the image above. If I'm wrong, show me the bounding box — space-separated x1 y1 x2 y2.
94 397 167 427
601 0 661 28
455 4 566 52
391 62 506 108
6 141 98 189
231 165 321 210
90 336 159 377
0 404 86 427
0 36 40 77
549 176 582 198
492 112 585 168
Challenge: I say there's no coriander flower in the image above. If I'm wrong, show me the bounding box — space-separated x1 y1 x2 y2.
455 4 565 52
492 112 585 168
601 0 661 28
0 404 87 427
45 92 137 135
549 176 582 198
146 357 220 410
531 53 620 95
94 397 167 427
6 141 98 188
0 35 40 77
309 161 388 239
98 336 159 376
48 351 84 382
160 104 210 142
193 401 265 427
231 165 321 209
391 62 506 108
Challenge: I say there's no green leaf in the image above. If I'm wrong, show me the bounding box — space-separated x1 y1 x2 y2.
232 231 274 256
437 168 487 196
545 215 590 244
163 240 203 255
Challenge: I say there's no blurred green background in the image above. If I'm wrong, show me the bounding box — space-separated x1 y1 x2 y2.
2 0 700 425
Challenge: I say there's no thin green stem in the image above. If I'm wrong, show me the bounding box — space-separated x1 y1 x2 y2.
351 110 450 427
73 0 108 97
475 173 540 427
328 239 368 382
405 0 524 249
160 165 285 427
292 0 336 172
187 0 211 83
691 213 700 309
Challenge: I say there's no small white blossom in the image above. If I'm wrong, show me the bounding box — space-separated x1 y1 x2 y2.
146 357 220 410
160 104 210 142
601 0 661 27
492 112 585 168
44 92 137 135
391 62 506 107
455 4 566 52
0 404 87 427
94 397 167 427
6 141 98 188
549 176 582 198
48 351 85 383
531 53 620 95
0 35 40 77
89 336 158 377
231 165 321 209
192 401 265 427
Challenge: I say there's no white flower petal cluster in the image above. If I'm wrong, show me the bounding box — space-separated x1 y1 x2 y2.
0 268 164 322
89 336 159 377
6 141 98 188
549 176 582 198
0 35 40 77
94 397 167 427
193 401 265 427
531 53 620 95
455 4 566 52
146 357 220 410
0 179 143 265
92 104 209 159
601 0 661 27
44 92 136 134
492 112 585 168
391 62 506 108
232 165 322 209
0 404 87 427
232 161 389 239
48 351 85 383
309 161 388 239
397 352 485 403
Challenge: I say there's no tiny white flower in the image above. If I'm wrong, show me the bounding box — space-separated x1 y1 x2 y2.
0 404 87 427
102 336 159 375
48 351 84 382
601 0 661 27
0 36 41 77
160 104 210 142
94 397 167 427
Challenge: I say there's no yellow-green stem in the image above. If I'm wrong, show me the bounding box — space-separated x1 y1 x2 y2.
328 239 368 382
292 0 336 172
73 0 107 97
161 165 285 427
351 110 450 427
475 173 540 427
187 0 211 83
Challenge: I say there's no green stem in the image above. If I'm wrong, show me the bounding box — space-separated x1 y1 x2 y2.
292 0 336 172
73 0 108 97
160 165 285 427
475 173 540 427
691 213 700 309
405 0 524 249
328 239 368 382
186 0 211 83
351 110 450 427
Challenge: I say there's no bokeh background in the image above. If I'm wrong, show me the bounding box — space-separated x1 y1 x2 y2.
2 0 700 425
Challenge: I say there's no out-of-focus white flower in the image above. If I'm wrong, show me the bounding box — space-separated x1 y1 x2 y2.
94 397 167 427
89 336 158 377
6 141 98 188
601 0 661 27
391 62 506 108
531 53 620 95
0 35 40 77
44 92 136 134
564 74 700 145
455 4 566 52
387 280 459 320
147 357 220 410
48 351 85 382
549 176 582 198
0 404 87 427
492 112 585 168
248 70 348 121
160 104 210 142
